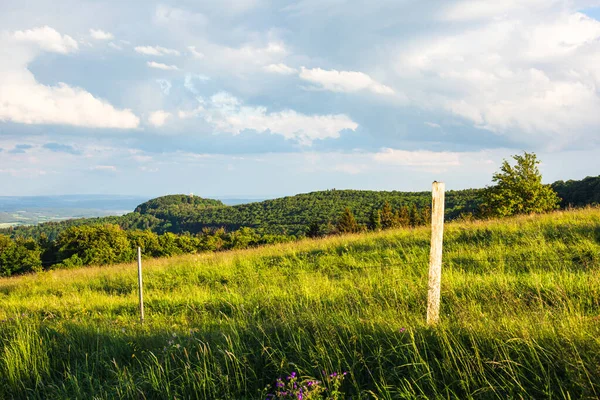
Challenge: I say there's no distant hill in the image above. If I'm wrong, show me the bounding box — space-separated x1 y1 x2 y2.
139 189 483 235
134 195 225 217
2 189 481 238
2 175 599 239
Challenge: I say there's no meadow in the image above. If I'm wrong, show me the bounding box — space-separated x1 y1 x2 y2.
1 208 600 399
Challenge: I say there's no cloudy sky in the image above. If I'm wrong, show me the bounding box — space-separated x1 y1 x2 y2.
1 0 600 197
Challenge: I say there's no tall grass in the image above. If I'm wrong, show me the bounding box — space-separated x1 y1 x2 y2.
1 208 600 398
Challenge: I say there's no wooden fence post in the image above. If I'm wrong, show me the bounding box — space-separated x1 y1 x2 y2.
137 246 145 323
427 181 445 325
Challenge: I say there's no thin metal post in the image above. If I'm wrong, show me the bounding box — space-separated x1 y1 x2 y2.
137 246 144 323
427 181 445 325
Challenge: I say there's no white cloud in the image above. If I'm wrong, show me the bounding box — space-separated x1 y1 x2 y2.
264 63 298 75
193 40 289 76
394 8 600 148
108 42 122 50
424 122 441 128
299 67 394 94
184 74 210 95
0 27 140 129
90 165 117 172
12 26 78 54
148 110 172 127
156 79 172 95
147 61 179 71
374 149 462 167
155 5 208 25
139 166 159 172
183 92 358 145
0 81 140 128
135 45 180 56
89 29 114 40
188 46 205 59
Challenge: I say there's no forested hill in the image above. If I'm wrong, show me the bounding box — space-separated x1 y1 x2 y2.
1 189 482 239
135 189 483 235
2 175 599 240
133 195 224 217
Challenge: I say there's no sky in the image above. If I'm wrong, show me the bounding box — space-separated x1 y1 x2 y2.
1 0 600 197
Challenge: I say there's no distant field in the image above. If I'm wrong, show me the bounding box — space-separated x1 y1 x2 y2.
1 208 600 398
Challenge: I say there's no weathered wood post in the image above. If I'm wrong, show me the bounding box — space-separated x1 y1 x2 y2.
427 181 445 325
137 246 145 323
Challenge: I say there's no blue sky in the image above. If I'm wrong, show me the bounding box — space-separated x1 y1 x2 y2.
1 0 600 197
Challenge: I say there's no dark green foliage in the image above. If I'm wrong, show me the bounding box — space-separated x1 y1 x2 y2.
55 224 134 267
134 194 224 216
336 208 360 234
306 221 323 238
409 203 421 227
397 205 411 227
421 205 431 225
0 235 41 276
1 189 483 240
0 170 597 276
552 175 600 208
368 210 382 231
380 201 395 229
482 152 560 217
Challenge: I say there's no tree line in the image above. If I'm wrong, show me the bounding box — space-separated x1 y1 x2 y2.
0 225 293 277
0 152 597 277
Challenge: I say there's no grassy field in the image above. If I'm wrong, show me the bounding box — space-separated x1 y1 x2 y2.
1 208 600 399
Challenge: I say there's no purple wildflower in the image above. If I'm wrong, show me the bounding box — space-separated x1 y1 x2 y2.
399 327 406 333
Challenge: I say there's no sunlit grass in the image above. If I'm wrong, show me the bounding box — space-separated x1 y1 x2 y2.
1 208 600 398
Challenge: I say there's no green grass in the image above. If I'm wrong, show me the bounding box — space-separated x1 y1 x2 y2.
1 208 600 399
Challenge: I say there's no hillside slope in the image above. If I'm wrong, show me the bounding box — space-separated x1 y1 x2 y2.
1 208 599 398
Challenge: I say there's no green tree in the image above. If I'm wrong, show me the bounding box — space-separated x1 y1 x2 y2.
55 224 133 266
0 235 42 276
397 205 411 227
380 201 395 229
409 203 421 227
336 208 360 234
421 205 432 226
481 152 560 217
306 221 323 238
368 210 382 231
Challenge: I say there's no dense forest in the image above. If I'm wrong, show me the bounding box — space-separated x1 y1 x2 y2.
1 189 482 240
0 175 598 277
552 176 600 208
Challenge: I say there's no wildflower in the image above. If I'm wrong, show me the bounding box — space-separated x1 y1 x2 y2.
276 380 284 388
399 327 406 333
175 344 181 349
